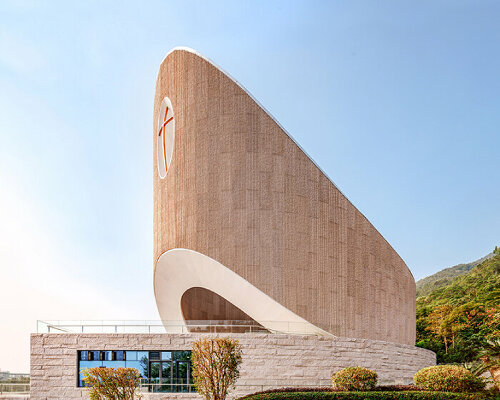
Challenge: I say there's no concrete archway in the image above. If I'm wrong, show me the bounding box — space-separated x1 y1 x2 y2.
154 248 330 335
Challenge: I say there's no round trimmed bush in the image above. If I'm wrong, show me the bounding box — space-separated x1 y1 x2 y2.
332 367 378 391
413 365 485 393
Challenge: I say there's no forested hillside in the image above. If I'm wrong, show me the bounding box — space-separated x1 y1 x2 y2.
416 247 500 364
416 251 495 297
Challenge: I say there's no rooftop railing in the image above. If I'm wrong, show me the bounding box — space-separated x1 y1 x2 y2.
0 383 30 394
36 320 325 335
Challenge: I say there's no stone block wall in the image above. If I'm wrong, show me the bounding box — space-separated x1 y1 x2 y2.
30 333 435 400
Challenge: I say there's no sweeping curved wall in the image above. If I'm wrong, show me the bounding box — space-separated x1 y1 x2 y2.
153 47 416 345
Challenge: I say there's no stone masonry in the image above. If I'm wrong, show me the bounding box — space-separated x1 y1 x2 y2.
30 333 435 400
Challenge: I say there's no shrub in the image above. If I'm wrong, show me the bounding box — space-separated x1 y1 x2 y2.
236 391 495 400
414 365 485 392
191 337 242 400
81 367 142 400
238 388 336 397
374 385 419 391
332 367 377 391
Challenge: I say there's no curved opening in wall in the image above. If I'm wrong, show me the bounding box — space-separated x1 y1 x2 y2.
154 248 331 336
156 97 175 178
180 286 267 333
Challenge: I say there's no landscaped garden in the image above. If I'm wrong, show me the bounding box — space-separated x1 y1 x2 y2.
80 339 499 400
235 365 498 400
236 390 496 400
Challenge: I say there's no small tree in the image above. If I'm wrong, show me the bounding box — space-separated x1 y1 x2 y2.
191 337 242 400
82 367 142 400
478 339 500 390
426 304 454 352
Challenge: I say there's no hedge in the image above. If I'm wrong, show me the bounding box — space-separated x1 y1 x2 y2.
238 386 420 396
236 391 496 400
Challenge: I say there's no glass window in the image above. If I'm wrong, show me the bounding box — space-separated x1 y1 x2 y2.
150 362 160 381
102 360 125 369
156 96 175 179
138 352 149 377
125 360 148 378
176 361 190 392
162 361 172 383
78 360 102 386
173 350 191 361
77 349 191 390
137 351 148 363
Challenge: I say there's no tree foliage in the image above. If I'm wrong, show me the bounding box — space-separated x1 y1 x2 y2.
82 367 142 400
191 337 243 400
416 252 495 298
416 249 500 365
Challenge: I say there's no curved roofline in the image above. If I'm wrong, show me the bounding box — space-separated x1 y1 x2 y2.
160 46 414 281
161 48 350 197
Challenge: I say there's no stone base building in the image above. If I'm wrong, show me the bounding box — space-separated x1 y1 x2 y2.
30 333 434 399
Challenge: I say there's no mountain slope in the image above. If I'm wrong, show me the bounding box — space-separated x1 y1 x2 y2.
417 250 500 307
416 247 500 364
416 251 495 297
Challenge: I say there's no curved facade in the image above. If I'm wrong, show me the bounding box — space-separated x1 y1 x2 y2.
153 48 416 345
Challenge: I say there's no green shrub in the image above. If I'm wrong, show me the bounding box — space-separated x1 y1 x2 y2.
414 365 486 393
81 367 142 399
332 367 377 391
237 391 494 400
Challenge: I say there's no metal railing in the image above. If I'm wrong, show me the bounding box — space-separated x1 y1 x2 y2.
139 379 333 393
37 320 326 336
140 378 194 393
37 320 168 334
0 383 30 394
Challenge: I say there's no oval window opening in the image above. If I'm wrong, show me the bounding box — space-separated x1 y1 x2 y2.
157 97 175 178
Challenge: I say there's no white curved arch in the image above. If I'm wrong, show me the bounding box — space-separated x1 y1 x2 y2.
154 248 330 336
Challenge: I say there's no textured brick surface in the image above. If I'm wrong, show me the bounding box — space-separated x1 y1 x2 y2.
30 333 435 399
153 49 416 345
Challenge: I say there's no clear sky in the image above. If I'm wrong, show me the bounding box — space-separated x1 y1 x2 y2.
0 0 498 372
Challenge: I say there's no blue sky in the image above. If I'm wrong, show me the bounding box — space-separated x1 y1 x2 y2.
0 0 499 371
